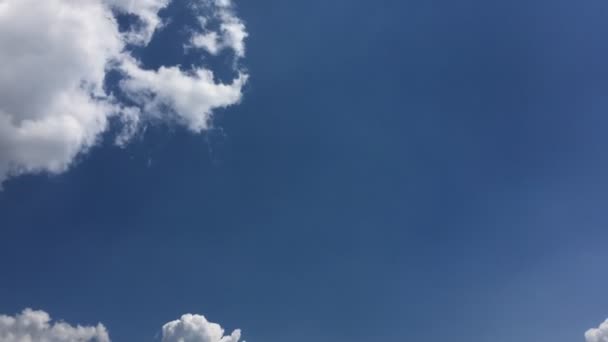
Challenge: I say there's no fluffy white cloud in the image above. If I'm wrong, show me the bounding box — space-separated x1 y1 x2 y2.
586 319 608 342
0 310 243 342
0 0 247 186
0 0 123 183
0 309 110 342
162 314 241 342
120 57 247 132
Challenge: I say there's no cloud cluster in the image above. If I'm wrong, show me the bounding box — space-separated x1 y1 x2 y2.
0 309 242 342
586 319 608 342
0 309 110 342
0 0 248 185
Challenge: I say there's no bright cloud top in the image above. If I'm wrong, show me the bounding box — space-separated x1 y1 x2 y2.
0 0 248 185
0 309 242 342
162 314 242 342
586 319 608 342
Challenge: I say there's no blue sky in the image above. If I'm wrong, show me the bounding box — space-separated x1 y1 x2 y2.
2 0 608 341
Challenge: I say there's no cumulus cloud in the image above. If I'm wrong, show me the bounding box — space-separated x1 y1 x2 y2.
0 309 110 342
586 319 608 342
0 309 242 342
0 0 123 183
162 314 241 342
0 0 248 185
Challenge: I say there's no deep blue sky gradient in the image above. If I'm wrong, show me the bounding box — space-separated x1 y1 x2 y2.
2 0 608 341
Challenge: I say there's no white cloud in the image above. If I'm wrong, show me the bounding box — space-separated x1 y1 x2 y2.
0 0 248 186
586 319 608 342
190 0 248 57
162 314 242 342
0 310 243 342
104 0 171 45
114 106 142 146
192 31 222 55
120 57 248 132
0 0 123 183
0 309 110 342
